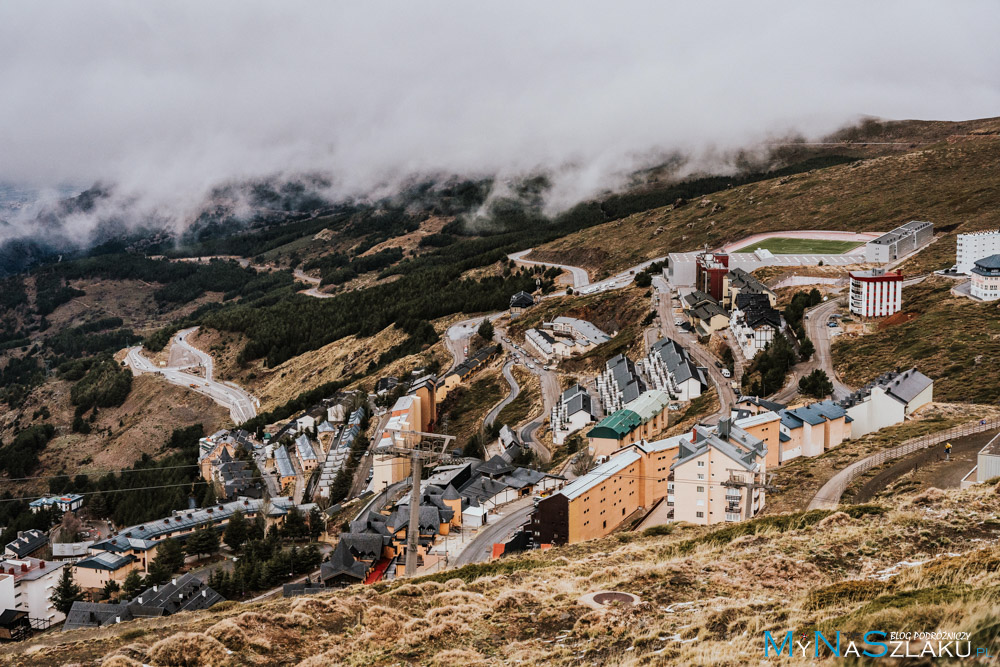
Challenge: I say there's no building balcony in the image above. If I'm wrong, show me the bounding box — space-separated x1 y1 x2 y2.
725 513 742 522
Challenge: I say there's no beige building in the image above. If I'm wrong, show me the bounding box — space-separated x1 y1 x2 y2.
671 420 767 525
531 435 684 545
586 390 671 459
737 400 850 467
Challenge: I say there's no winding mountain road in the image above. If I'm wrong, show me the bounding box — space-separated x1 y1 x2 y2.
485 360 519 427
508 249 591 288
125 327 258 424
452 497 535 567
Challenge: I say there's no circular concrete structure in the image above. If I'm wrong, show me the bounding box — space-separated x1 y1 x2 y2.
579 590 641 610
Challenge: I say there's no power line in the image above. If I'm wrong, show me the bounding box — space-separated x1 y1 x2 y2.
4 464 204 482
0 480 211 505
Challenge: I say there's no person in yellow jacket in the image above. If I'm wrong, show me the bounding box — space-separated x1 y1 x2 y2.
945 442 953 460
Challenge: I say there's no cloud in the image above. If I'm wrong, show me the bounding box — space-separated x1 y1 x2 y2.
1 1 998 240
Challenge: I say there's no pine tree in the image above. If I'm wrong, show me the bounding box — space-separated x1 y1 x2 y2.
200 483 217 507
224 510 249 552
153 538 185 573
308 507 324 541
122 570 144 599
102 579 120 602
185 526 220 559
52 566 84 614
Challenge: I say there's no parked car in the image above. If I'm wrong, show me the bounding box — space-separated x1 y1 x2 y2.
827 321 838 328
714 360 723 369
721 368 732 378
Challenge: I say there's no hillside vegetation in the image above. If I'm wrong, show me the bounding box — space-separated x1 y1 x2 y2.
7 482 1000 666
832 277 1000 404
531 124 1000 278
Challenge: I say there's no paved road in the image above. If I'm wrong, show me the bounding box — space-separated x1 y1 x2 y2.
485 360 519 428
508 249 591 288
125 327 258 424
653 277 733 423
453 497 534 566
769 297 852 404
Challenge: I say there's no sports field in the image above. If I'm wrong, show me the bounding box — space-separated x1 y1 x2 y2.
734 237 863 254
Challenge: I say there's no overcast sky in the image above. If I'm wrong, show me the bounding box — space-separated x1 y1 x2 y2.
1 1 999 233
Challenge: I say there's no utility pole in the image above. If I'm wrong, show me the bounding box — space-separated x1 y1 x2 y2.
384 428 457 577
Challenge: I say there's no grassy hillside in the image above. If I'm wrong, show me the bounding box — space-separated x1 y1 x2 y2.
832 277 1000 404
9 482 1000 666
531 131 1000 278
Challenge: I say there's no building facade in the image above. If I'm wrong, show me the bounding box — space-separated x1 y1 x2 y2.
956 230 1000 274
849 269 903 318
587 390 670 458
0 557 66 626
970 255 1000 301
695 253 730 301
864 221 934 263
671 420 767 525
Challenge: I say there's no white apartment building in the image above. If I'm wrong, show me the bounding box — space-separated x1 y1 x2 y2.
955 230 1000 274
970 255 1000 301
849 269 903 318
0 557 67 626
644 338 707 402
864 221 934 263
551 385 596 445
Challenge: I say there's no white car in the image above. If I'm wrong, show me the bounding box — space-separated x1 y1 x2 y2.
527 363 535 370
721 368 732 378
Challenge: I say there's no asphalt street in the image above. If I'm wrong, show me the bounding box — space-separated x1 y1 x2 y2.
125 326 258 424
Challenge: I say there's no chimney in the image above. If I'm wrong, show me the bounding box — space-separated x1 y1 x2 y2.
39 561 45 568
718 418 731 441
172 578 177 586
153 585 158 592
202 590 207 597
138 596 143 604
690 427 697 443
115 616 121 624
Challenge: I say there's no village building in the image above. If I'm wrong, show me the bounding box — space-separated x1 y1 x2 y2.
0 556 66 628
3 530 48 560
273 445 297 489
737 400 849 467
437 345 498 402
595 354 646 413
551 384 597 445
683 290 730 335
729 293 782 360
970 254 1000 301
671 420 767 525
865 221 934 263
723 267 776 310
62 573 224 631
695 252 731 302
587 390 671 459
849 268 903 318
27 494 84 514
837 368 933 438
956 230 1000 274
509 291 535 318
531 434 685 545
644 337 708 401
294 433 319 472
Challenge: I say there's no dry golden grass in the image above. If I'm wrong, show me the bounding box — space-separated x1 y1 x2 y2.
9 481 1000 666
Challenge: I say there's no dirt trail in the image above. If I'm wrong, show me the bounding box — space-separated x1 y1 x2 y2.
848 428 998 503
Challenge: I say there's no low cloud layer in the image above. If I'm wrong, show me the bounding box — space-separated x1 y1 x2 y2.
1 1 999 240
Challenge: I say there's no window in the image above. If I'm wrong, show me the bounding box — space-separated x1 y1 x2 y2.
696 486 704 492
697 473 705 480
696 511 704 518
697 461 705 467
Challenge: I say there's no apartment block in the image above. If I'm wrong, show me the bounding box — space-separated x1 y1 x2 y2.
671 420 767 525
0 557 67 626
849 268 903 318
864 221 933 263
644 337 707 401
531 435 683 545
971 255 1000 300
956 230 1000 274
587 390 670 458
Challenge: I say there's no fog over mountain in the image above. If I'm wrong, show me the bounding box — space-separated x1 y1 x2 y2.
1 1 999 244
